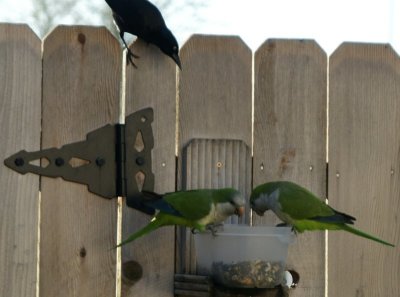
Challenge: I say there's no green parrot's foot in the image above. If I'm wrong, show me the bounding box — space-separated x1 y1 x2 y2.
276 223 289 227
191 228 198 234
206 223 224 236
275 223 297 235
191 223 207 234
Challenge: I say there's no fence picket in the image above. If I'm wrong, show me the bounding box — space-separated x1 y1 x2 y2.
253 39 327 297
328 43 400 297
40 26 120 297
121 38 177 297
177 35 252 274
0 24 41 297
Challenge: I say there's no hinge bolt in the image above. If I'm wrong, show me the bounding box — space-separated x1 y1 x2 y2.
136 157 145 166
55 157 64 167
14 158 24 167
96 157 105 167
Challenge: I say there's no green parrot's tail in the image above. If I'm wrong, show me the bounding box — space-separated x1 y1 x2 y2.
342 224 395 247
115 216 167 248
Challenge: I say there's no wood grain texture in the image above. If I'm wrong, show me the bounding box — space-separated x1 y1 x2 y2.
328 43 400 296
253 39 327 297
0 24 41 297
121 39 177 296
177 35 252 274
178 35 252 149
40 26 120 297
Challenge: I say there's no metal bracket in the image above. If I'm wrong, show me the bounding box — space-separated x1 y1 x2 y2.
4 108 155 215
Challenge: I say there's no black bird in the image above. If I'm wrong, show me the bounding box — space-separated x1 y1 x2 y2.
105 0 182 69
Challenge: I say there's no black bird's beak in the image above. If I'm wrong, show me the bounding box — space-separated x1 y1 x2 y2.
171 53 182 70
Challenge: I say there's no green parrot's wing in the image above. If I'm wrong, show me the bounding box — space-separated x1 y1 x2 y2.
279 182 334 220
163 190 213 221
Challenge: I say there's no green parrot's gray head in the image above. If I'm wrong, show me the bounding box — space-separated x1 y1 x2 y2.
250 194 269 216
250 184 280 216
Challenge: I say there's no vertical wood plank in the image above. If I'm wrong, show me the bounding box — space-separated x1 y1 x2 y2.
121 39 177 296
177 35 252 274
329 43 400 296
0 24 41 297
40 26 120 297
253 39 327 297
178 35 252 149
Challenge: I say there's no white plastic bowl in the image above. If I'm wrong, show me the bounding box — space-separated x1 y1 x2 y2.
194 224 294 288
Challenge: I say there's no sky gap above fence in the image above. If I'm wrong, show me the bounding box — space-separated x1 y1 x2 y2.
4 23 400 65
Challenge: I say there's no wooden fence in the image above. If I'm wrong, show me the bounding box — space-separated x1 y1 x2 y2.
0 23 399 297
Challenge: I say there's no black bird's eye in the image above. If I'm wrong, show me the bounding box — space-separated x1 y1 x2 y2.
173 46 178 52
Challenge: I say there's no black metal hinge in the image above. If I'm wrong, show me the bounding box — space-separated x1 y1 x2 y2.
4 108 155 215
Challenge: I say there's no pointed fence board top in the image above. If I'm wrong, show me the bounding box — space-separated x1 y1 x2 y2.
178 34 252 149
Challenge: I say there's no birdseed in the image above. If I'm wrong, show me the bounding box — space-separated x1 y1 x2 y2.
211 260 284 288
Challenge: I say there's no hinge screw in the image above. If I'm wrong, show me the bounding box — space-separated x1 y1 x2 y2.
96 157 105 167
14 158 24 167
136 157 145 166
55 157 64 167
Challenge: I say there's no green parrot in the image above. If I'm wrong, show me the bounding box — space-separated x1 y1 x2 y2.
250 181 395 247
116 188 245 247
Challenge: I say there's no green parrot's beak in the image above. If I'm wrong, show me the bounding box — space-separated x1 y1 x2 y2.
235 206 245 217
